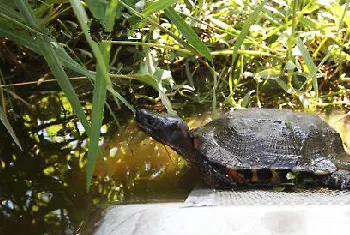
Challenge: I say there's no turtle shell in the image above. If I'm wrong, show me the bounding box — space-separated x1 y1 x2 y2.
192 109 345 176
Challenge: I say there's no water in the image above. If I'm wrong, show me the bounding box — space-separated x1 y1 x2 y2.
0 93 197 235
0 92 349 234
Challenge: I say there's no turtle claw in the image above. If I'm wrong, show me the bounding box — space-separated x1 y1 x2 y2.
325 170 350 190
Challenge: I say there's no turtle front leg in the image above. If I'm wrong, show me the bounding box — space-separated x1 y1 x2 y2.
324 170 350 190
198 160 238 188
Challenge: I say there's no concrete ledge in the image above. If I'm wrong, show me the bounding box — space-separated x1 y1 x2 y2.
94 189 350 235
95 204 350 235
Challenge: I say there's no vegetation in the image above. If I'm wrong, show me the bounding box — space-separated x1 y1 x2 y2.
0 0 349 192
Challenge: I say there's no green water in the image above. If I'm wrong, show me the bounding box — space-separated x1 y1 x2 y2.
0 92 349 234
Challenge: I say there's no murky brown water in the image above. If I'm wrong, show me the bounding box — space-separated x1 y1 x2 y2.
0 93 349 234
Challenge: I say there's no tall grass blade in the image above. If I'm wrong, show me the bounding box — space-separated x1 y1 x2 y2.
36 35 92 134
69 0 113 191
143 0 178 17
107 87 135 112
104 0 119 31
296 38 317 75
86 44 108 192
230 0 267 67
228 0 267 100
69 0 109 80
296 37 318 97
55 46 95 80
119 0 195 55
14 0 92 136
14 0 40 29
0 2 24 21
0 107 22 149
0 23 94 81
165 7 212 61
85 0 106 21
128 74 158 90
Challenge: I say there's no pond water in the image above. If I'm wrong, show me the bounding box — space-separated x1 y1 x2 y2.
0 92 349 234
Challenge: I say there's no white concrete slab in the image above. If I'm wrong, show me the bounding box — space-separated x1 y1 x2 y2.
93 189 350 235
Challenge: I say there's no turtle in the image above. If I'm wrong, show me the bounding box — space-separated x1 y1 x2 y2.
135 108 350 190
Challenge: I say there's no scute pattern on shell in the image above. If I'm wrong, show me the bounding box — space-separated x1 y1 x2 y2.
193 109 344 174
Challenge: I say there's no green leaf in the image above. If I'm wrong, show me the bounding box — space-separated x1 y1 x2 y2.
0 21 94 81
129 74 158 90
0 24 39 52
69 0 132 191
296 38 317 74
107 86 135 112
145 50 176 114
14 0 40 29
36 35 92 135
86 44 108 192
241 90 255 107
70 0 111 192
0 0 16 8
69 0 109 80
85 0 106 21
227 0 267 101
0 108 22 149
55 46 95 80
119 0 196 55
158 89 176 115
296 37 318 96
231 0 268 66
0 1 24 21
164 7 212 61
143 0 179 17
104 0 119 32
13 0 92 137
4 0 134 193
274 77 292 94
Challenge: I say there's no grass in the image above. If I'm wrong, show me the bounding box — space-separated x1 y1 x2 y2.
0 0 349 190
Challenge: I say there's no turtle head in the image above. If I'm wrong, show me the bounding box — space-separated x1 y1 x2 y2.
135 109 196 162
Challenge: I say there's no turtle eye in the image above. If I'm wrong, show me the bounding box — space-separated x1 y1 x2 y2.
146 117 157 127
